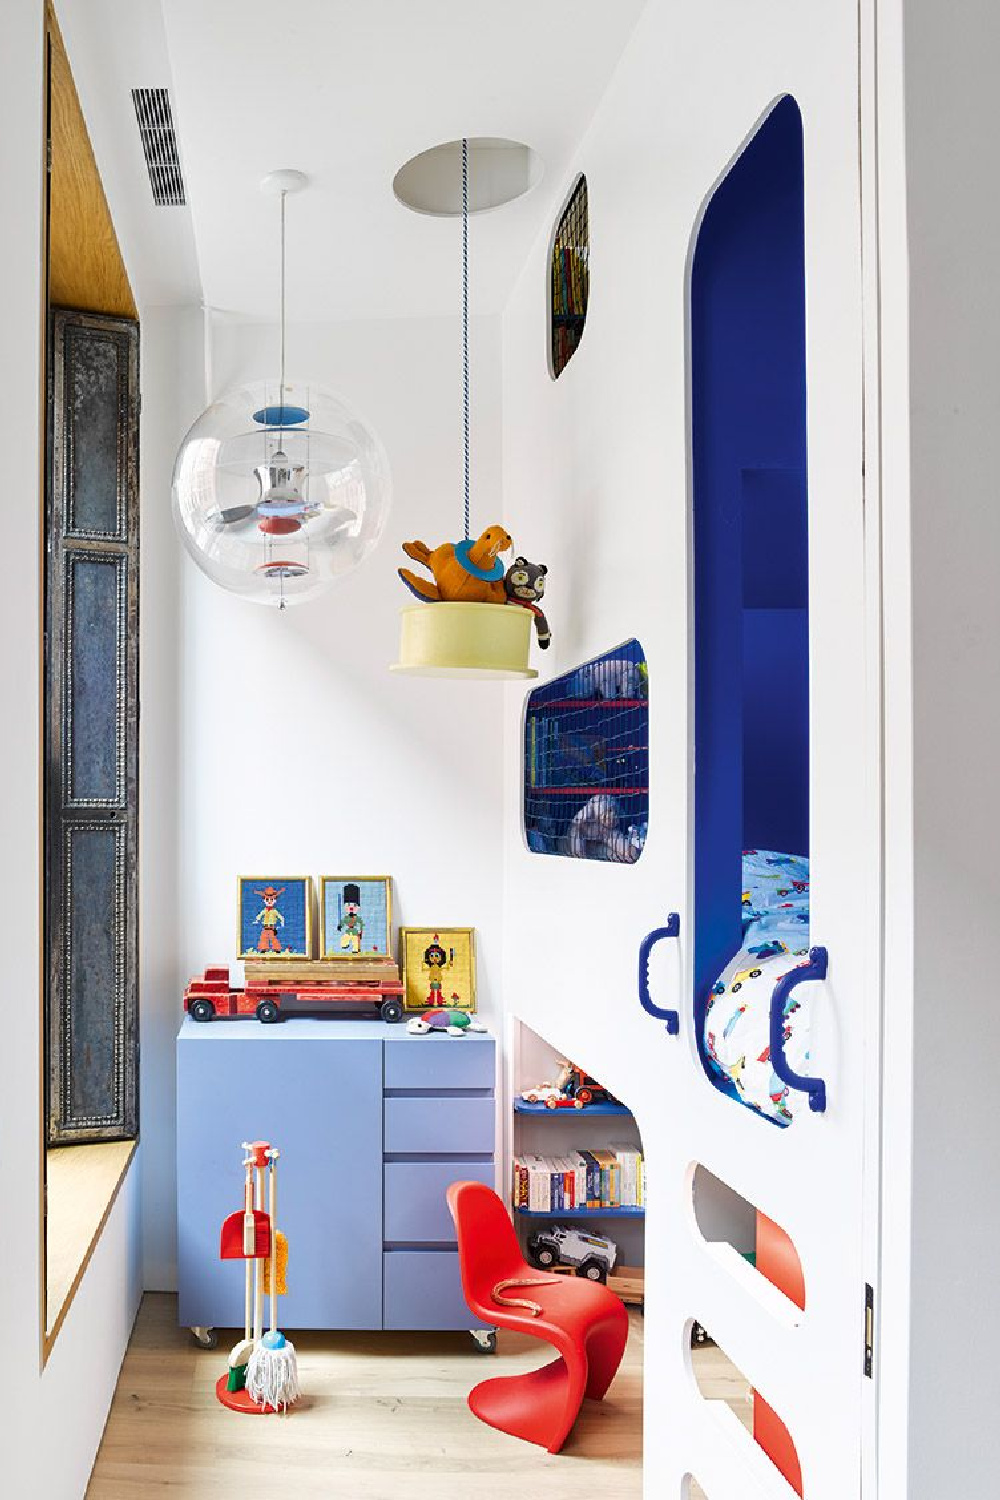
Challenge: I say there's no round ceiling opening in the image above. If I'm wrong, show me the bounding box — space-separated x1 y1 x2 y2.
393 137 543 216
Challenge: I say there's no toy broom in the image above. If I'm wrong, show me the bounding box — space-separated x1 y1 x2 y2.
219 1149 271 1392
246 1147 299 1412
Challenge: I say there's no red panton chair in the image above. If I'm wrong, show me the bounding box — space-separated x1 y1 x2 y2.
446 1180 629 1453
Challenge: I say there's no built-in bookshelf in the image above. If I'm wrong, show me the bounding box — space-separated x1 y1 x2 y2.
523 639 649 862
550 174 589 378
514 1099 631 1117
516 1207 645 1220
511 1023 645 1305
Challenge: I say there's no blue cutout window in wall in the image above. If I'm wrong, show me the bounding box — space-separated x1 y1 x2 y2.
690 97 811 1116
523 640 648 862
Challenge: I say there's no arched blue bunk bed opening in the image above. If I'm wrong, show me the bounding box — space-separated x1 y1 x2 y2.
691 95 811 1123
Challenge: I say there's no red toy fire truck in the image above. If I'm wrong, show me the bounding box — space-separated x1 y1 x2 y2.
184 959 405 1025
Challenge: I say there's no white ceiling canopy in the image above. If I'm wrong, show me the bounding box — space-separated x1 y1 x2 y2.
159 0 647 321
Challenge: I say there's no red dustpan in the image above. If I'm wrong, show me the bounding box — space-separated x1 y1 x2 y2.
221 1157 270 1259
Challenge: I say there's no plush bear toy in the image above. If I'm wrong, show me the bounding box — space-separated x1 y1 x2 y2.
504 557 551 648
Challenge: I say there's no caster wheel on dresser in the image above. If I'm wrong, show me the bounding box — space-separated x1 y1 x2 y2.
470 1328 497 1354
190 1326 217 1350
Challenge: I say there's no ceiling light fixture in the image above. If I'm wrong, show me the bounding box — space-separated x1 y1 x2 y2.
171 170 391 608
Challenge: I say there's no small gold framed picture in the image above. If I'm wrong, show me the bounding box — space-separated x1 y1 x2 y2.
400 927 476 1012
320 876 392 960
238 876 313 960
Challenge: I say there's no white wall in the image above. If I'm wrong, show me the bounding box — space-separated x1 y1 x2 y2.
136 311 506 1289
138 305 202 1291
879 2 1000 1495
0 4 143 1495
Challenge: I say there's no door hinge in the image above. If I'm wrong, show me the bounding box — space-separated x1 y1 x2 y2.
864 1282 874 1377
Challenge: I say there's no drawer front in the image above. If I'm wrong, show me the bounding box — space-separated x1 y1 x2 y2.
384 1159 494 1244
384 1094 494 1155
383 1037 495 1091
383 1249 488 1331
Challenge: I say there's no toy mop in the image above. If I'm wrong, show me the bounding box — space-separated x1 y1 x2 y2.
216 1140 299 1414
245 1147 299 1410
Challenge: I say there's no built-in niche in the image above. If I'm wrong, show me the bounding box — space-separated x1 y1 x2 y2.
549 174 589 377
523 639 648 861
690 96 810 1110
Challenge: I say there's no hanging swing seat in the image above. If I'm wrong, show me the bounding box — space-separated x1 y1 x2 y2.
391 602 537 679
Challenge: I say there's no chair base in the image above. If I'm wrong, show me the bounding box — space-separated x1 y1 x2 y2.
470 1355 578 1454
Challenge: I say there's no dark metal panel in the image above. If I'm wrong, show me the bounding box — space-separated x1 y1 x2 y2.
63 823 126 1127
64 552 127 807
47 309 139 1144
55 319 134 541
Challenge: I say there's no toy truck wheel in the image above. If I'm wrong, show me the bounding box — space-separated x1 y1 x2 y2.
255 999 281 1024
544 1096 559 1110
578 1257 608 1283
189 998 215 1023
380 997 404 1024
529 1240 558 1269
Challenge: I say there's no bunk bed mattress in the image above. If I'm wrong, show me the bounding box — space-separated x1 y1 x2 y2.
704 850 812 1126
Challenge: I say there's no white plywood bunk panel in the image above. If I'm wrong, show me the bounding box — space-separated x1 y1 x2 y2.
500 0 880 1494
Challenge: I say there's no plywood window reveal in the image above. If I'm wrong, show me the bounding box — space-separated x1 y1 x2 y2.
549 174 589 378
523 639 648 862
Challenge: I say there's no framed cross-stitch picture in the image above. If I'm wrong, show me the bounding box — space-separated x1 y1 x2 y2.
400 927 476 1012
320 876 392 960
238 876 313 960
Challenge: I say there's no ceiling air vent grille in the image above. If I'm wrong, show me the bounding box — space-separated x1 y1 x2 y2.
131 87 186 206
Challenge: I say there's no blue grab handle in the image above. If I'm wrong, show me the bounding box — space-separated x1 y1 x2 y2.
638 914 681 1034
769 946 829 1113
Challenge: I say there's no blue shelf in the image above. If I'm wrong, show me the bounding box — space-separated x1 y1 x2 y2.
513 1099 633 1117
514 1206 645 1218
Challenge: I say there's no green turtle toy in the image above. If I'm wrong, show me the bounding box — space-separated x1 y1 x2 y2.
407 1009 487 1037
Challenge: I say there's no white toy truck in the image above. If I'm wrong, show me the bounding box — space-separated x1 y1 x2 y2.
526 1224 617 1282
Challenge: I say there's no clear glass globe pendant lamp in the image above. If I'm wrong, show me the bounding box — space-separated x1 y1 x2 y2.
171 170 391 607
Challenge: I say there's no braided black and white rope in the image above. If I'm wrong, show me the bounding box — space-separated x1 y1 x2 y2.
462 136 470 541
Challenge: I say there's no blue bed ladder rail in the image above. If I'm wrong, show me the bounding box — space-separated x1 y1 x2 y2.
638 914 681 1034
769 945 829 1113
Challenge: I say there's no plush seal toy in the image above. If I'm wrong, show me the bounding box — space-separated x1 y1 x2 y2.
398 524 511 603
406 1009 487 1037
504 556 551 648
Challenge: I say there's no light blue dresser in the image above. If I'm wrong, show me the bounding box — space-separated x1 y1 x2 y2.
176 1017 496 1338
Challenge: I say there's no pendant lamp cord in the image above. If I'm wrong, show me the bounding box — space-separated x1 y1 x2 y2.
279 189 287 425
462 137 470 542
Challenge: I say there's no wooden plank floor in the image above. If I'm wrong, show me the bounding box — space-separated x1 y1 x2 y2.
87 1294 748 1499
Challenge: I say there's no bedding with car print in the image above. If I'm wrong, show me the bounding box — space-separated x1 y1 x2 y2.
703 849 813 1126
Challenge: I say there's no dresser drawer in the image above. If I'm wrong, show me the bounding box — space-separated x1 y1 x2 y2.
384 1094 494 1155
383 1250 488 1330
383 1036 495 1091
383 1159 494 1244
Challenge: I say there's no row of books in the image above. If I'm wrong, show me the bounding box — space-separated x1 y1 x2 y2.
552 244 588 319
552 322 584 376
512 1146 644 1212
